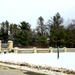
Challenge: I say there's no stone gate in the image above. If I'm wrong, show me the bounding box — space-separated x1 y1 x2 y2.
0 40 13 53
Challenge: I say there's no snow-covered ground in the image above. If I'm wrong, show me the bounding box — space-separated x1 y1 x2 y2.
0 52 75 70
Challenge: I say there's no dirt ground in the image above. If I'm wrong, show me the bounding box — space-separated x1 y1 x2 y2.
0 65 47 75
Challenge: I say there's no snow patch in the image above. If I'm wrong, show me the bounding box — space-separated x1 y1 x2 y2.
0 52 75 70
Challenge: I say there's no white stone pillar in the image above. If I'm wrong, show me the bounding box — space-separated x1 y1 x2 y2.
63 47 67 52
14 47 18 54
33 47 37 53
8 40 13 51
49 47 53 52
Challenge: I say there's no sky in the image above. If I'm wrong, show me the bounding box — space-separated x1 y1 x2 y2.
0 0 75 28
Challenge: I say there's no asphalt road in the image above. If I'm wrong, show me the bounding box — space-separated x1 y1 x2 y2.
0 65 47 75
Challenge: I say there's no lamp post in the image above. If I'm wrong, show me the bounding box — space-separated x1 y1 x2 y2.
57 46 59 59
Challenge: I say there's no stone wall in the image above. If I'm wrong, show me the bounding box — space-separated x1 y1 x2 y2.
0 40 75 54
12 47 68 54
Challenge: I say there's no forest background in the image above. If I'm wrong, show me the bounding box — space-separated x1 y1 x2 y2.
0 12 75 48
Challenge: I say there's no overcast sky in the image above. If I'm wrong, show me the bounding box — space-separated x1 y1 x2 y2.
0 0 75 28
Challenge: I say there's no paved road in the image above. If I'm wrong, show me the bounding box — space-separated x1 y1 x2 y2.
0 65 47 75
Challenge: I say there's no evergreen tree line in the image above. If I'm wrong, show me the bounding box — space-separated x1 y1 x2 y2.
0 12 75 48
